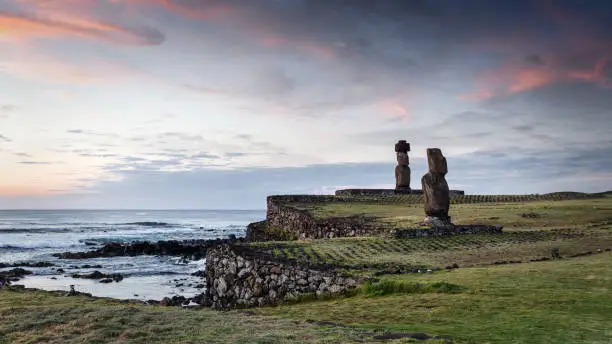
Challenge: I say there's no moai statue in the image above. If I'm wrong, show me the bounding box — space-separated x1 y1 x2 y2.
394 140 411 193
421 148 451 226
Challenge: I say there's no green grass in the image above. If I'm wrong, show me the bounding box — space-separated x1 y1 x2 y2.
249 228 612 269
305 198 612 231
361 280 465 297
257 252 612 344
0 288 379 344
3 253 610 343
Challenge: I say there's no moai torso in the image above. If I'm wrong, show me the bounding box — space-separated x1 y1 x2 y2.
395 152 411 189
421 148 450 220
394 140 411 191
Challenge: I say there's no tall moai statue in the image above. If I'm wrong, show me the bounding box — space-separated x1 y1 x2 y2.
394 140 411 193
421 148 451 226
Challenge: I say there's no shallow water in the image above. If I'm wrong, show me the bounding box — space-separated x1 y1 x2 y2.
20 274 203 301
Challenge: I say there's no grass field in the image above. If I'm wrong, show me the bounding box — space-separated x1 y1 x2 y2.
257 252 612 344
1 194 611 343
304 197 612 230
0 287 369 344
1 252 610 343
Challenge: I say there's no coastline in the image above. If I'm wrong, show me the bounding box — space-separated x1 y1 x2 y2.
0 209 260 302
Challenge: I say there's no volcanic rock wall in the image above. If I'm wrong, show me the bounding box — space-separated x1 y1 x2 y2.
247 196 381 240
333 189 469 196
205 244 359 309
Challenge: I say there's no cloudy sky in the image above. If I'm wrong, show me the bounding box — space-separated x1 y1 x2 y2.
0 0 611 209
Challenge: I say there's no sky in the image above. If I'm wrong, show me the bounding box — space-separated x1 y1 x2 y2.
0 0 611 209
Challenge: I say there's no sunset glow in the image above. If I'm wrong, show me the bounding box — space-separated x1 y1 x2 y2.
0 0 610 208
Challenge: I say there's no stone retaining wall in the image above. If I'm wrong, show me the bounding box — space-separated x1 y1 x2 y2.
391 225 503 238
256 196 381 240
265 192 602 206
266 198 314 235
334 189 420 196
205 245 360 309
334 189 469 196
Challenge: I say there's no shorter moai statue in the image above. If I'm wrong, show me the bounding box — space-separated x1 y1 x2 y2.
395 140 411 193
421 148 451 226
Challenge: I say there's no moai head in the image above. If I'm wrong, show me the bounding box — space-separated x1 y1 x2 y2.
395 140 410 166
426 148 447 175
396 152 409 166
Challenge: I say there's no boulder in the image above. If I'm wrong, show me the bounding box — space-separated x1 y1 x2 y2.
70 271 123 282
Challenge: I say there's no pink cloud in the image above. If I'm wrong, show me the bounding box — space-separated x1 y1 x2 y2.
378 99 410 120
461 55 612 101
0 1 164 45
460 1 612 101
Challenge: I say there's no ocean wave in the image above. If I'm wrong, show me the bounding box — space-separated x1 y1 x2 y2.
0 222 245 233
122 222 174 227
0 224 182 234
128 270 182 277
0 243 79 249
0 228 73 234
2 221 92 226
0 225 121 233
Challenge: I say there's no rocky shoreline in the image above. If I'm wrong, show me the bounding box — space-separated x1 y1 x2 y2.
0 268 33 287
1 237 243 303
52 237 243 260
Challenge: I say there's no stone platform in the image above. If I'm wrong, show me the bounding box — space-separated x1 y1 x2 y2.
335 189 465 197
391 225 503 238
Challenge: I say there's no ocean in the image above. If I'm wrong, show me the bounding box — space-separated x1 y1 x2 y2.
0 209 265 301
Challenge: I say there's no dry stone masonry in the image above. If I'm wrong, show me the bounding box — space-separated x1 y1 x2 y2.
248 196 380 240
334 189 466 196
205 244 360 309
391 224 503 238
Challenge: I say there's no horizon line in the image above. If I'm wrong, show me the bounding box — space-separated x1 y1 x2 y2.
0 208 266 211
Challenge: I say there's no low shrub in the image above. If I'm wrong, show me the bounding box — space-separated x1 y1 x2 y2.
361 280 465 297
